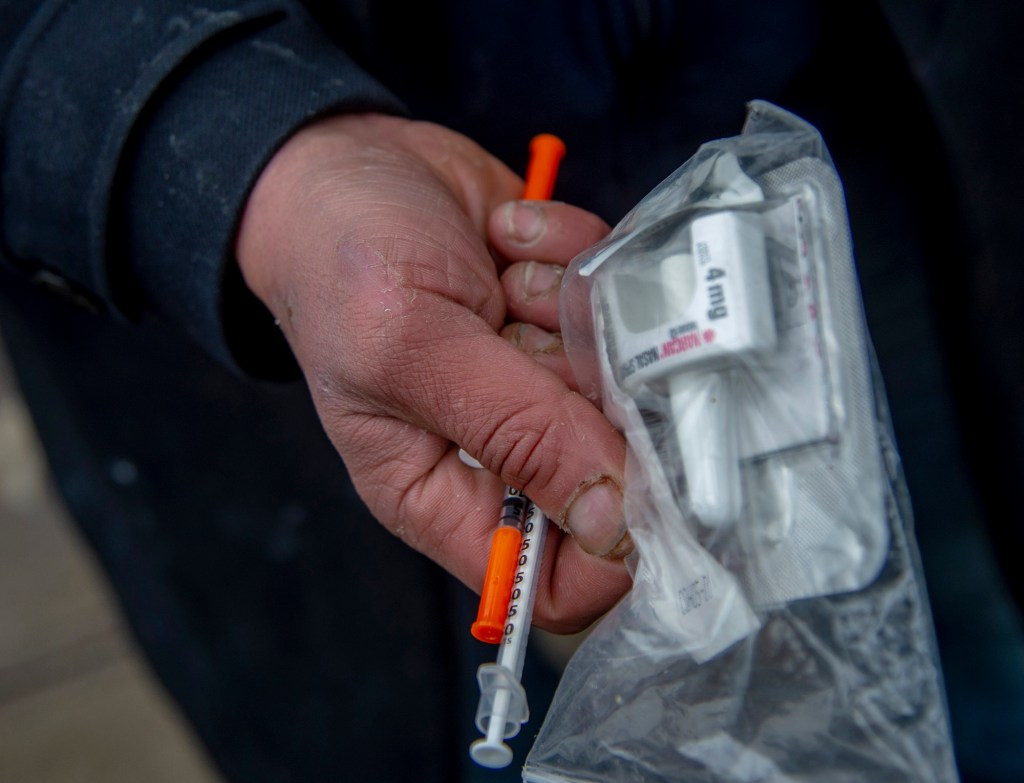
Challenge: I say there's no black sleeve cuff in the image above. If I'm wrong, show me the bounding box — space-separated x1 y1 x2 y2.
2 1 406 377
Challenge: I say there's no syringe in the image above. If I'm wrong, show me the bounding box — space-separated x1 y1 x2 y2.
469 133 565 646
467 134 563 767
470 500 549 768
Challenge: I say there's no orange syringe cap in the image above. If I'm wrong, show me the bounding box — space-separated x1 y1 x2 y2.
471 525 525 644
522 133 566 201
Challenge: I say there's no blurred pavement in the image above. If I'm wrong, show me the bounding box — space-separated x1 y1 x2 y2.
0 335 223 783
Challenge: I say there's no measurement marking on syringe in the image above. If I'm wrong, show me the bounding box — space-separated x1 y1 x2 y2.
503 514 536 641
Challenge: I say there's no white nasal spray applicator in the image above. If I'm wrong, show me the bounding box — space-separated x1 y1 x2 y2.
596 157 776 526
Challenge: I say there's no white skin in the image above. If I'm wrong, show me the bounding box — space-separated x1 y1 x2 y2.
236 113 631 633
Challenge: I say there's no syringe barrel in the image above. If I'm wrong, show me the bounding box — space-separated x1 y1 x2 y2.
496 503 548 681
469 505 549 768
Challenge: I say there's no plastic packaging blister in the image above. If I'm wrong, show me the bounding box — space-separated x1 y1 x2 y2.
522 102 959 782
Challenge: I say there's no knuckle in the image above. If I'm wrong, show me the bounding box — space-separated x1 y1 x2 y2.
475 407 561 492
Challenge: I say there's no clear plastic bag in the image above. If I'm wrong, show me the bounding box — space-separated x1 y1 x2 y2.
522 102 959 783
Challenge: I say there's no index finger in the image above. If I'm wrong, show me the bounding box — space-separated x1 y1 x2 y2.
489 200 610 266
325 272 628 559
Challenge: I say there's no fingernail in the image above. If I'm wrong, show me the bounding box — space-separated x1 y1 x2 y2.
523 261 564 302
562 478 631 558
503 322 563 355
505 201 545 245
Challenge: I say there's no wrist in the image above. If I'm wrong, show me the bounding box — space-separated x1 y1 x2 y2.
235 112 411 308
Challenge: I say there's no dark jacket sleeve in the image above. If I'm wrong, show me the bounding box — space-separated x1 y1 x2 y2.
0 0 405 376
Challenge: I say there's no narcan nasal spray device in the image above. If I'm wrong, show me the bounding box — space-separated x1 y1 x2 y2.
591 160 776 527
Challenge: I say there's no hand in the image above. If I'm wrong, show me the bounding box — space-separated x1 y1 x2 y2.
235 114 630 632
